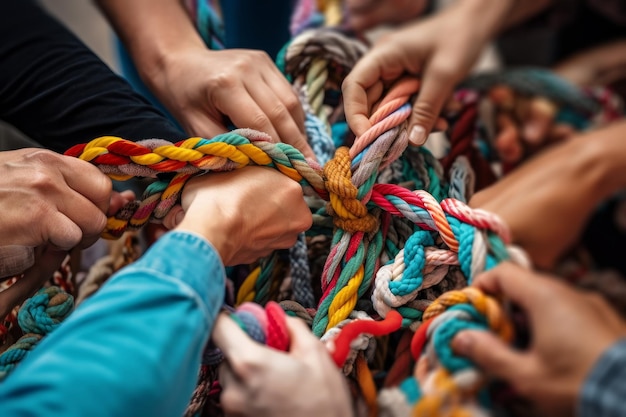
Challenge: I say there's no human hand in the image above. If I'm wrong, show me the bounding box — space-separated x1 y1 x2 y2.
485 85 575 165
343 1 497 145
469 123 626 269
151 48 316 160
212 313 354 417
165 166 312 266
0 149 113 250
553 40 626 88
452 262 626 415
345 0 428 33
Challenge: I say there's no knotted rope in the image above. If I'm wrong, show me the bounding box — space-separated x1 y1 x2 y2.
0 286 73 380
63 11 623 415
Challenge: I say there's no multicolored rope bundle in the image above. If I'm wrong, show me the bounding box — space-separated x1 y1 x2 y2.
65 16 623 417
0 3 621 416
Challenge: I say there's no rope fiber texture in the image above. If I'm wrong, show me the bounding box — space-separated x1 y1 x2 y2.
61 2 624 416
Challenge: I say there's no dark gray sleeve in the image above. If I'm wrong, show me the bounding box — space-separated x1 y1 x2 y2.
0 0 186 154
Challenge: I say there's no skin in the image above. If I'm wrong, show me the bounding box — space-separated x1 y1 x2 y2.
212 314 354 417
453 262 626 416
342 0 553 145
0 148 113 250
0 148 134 319
167 166 312 266
96 0 316 161
166 167 350 417
470 120 626 269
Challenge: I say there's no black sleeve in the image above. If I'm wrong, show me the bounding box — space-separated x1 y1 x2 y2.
0 0 186 153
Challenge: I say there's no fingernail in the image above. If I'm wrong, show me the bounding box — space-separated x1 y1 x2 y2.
409 125 426 145
452 332 473 355
174 210 185 226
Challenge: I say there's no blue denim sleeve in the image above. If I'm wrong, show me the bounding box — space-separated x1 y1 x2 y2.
0 231 225 417
579 338 626 417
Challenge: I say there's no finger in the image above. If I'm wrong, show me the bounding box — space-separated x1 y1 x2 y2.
212 313 262 360
262 69 307 134
216 82 281 144
58 155 113 214
366 81 385 116
524 98 556 146
284 316 322 355
54 192 108 248
45 210 91 250
108 190 136 217
407 61 457 145
251 76 316 160
494 113 523 164
342 53 388 136
184 109 229 139
452 329 529 381
472 262 550 313
162 205 185 230
219 363 248 417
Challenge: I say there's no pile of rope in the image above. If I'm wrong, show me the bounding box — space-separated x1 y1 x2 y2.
2 1 623 416
64 41 622 417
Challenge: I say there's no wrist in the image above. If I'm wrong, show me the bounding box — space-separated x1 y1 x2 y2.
140 42 207 94
175 215 237 265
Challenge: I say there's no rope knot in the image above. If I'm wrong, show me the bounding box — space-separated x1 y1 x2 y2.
17 286 74 335
324 147 379 233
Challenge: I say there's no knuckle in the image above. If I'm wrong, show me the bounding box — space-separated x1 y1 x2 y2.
251 112 271 130
412 100 439 121
250 50 271 62
270 103 289 121
29 169 56 191
25 149 59 165
208 72 237 90
282 95 301 113
229 355 259 379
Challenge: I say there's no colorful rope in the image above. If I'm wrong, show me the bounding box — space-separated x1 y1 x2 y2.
0 286 73 380
63 17 624 417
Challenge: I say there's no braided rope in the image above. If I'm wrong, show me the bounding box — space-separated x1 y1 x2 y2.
65 18 624 416
0 286 73 380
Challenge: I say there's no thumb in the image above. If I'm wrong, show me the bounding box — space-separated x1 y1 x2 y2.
284 316 324 356
452 329 527 381
212 313 262 360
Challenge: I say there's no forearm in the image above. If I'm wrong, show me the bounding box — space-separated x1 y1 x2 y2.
96 0 207 90
0 231 225 417
455 0 554 41
0 0 185 152
585 119 626 197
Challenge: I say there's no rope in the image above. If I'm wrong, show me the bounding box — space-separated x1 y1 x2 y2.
63 17 623 416
0 286 73 380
